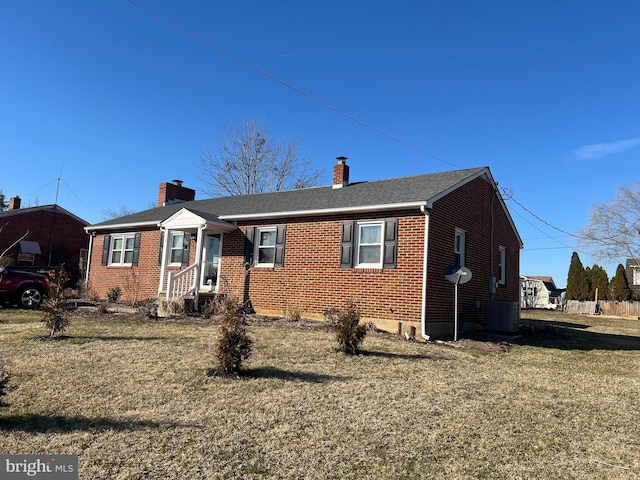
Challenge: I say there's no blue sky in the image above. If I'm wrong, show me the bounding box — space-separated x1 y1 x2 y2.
1 1 638 287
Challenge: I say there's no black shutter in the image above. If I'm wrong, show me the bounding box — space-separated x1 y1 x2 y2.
383 218 398 269
244 226 255 267
158 231 164 265
181 233 191 266
274 224 286 268
101 235 111 266
340 221 354 268
132 233 141 266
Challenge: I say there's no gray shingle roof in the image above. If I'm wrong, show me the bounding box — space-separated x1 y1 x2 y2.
89 167 488 229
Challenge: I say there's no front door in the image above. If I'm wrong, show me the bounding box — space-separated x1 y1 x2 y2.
201 234 221 290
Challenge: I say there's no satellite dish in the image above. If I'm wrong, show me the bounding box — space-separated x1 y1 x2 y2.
444 265 472 284
443 265 473 342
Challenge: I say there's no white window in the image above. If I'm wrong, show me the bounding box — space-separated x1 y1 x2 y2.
454 228 466 267
109 234 136 266
169 233 187 265
355 221 384 268
498 246 506 285
633 267 640 286
255 227 277 266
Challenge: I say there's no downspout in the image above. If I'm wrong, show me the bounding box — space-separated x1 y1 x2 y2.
420 205 431 340
192 224 205 310
158 227 170 296
85 232 94 286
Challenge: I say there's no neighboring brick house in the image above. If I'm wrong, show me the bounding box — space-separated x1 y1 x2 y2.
0 197 89 282
85 160 522 338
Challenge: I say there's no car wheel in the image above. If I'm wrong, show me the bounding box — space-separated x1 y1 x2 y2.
18 287 44 309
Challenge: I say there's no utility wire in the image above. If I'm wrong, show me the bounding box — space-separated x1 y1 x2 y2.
127 0 588 245
509 207 576 251
125 0 461 169
501 186 582 239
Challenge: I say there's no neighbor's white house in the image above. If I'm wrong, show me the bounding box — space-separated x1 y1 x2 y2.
520 276 563 310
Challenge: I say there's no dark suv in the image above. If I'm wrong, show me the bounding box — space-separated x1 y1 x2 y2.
0 265 50 309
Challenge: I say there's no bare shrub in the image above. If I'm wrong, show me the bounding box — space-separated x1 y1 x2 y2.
41 265 71 338
83 280 100 302
97 302 109 314
137 298 158 320
107 286 122 303
212 297 252 376
120 268 141 305
0 353 10 405
332 302 366 354
283 305 301 322
201 294 227 320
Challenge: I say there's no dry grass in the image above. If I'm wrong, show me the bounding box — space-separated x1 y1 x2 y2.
0 308 639 479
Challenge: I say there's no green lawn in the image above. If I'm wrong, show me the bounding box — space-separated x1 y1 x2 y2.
1 308 639 479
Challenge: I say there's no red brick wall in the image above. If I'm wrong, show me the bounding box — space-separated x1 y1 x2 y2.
89 230 160 302
88 229 202 302
219 211 426 325
425 176 521 327
88 175 521 334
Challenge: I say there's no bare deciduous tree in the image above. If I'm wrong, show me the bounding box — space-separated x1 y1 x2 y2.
102 206 135 220
579 180 640 264
199 118 323 197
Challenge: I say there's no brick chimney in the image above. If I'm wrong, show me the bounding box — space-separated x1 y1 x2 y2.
158 180 195 207
8 196 21 210
332 156 350 189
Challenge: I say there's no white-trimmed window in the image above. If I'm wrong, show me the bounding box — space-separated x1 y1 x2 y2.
340 219 397 269
169 233 187 265
255 227 277 266
245 225 286 268
355 221 384 268
108 234 137 266
454 228 466 267
498 246 506 285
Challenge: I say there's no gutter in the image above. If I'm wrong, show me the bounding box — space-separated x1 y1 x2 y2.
84 220 160 233
420 205 431 341
219 201 428 221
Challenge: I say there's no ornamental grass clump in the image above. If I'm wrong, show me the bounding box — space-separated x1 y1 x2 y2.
333 301 366 354
213 297 252 376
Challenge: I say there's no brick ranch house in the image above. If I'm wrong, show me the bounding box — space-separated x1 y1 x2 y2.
0 197 89 282
85 160 522 339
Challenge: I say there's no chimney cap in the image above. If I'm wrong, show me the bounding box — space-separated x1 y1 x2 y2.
172 179 183 187
336 156 348 163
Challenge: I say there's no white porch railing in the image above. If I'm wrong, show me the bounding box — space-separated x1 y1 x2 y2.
166 263 199 299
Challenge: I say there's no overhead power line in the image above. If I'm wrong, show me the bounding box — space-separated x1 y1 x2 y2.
500 187 582 239
126 0 586 247
125 0 461 169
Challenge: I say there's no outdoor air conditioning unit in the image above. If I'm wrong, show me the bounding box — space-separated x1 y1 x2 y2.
485 300 520 334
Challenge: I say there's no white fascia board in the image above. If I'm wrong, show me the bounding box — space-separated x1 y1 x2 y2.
84 221 161 234
218 201 428 221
